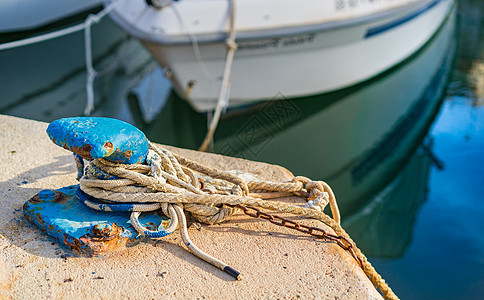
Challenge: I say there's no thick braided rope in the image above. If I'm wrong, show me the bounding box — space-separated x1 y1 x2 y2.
79 143 397 299
79 184 396 298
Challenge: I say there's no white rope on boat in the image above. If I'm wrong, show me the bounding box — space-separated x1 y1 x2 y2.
0 24 86 52
84 13 98 116
199 0 238 152
83 1 123 116
0 2 119 52
0 1 120 116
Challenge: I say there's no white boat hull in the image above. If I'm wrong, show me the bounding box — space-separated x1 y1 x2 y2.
108 0 454 111
214 5 457 210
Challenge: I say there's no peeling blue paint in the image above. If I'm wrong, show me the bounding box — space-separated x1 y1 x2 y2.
46 117 149 164
23 185 168 256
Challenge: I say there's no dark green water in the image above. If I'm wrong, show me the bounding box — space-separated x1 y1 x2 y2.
1 1 483 298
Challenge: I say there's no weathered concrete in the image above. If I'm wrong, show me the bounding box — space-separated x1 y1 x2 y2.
0 115 383 299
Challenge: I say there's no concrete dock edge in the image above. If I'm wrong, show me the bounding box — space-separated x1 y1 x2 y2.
0 115 382 299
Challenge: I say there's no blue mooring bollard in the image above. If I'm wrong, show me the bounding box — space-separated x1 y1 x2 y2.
23 185 168 256
22 117 170 256
46 117 149 164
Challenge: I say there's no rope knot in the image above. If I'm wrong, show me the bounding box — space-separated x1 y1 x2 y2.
304 181 329 212
292 176 311 185
231 185 243 196
226 40 238 51
161 203 171 218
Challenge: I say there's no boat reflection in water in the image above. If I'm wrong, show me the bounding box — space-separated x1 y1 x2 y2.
143 3 457 258
0 16 154 122
342 139 437 258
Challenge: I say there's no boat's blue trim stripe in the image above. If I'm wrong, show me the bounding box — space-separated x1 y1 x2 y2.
109 1 427 45
365 0 441 38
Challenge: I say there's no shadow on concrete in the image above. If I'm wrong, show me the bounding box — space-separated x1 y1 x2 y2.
0 155 75 259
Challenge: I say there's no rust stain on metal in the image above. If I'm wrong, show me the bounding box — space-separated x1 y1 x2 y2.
61 223 130 256
23 185 167 256
79 224 129 255
28 191 64 203
71 144 93 159
53 192 65 202
28 195 41 204
114 149 132 159
145 222 158 231
106 148 139 163
89 223 121 242
103 141 114 153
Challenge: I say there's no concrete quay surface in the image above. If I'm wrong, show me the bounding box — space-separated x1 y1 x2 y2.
0 115 382 299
